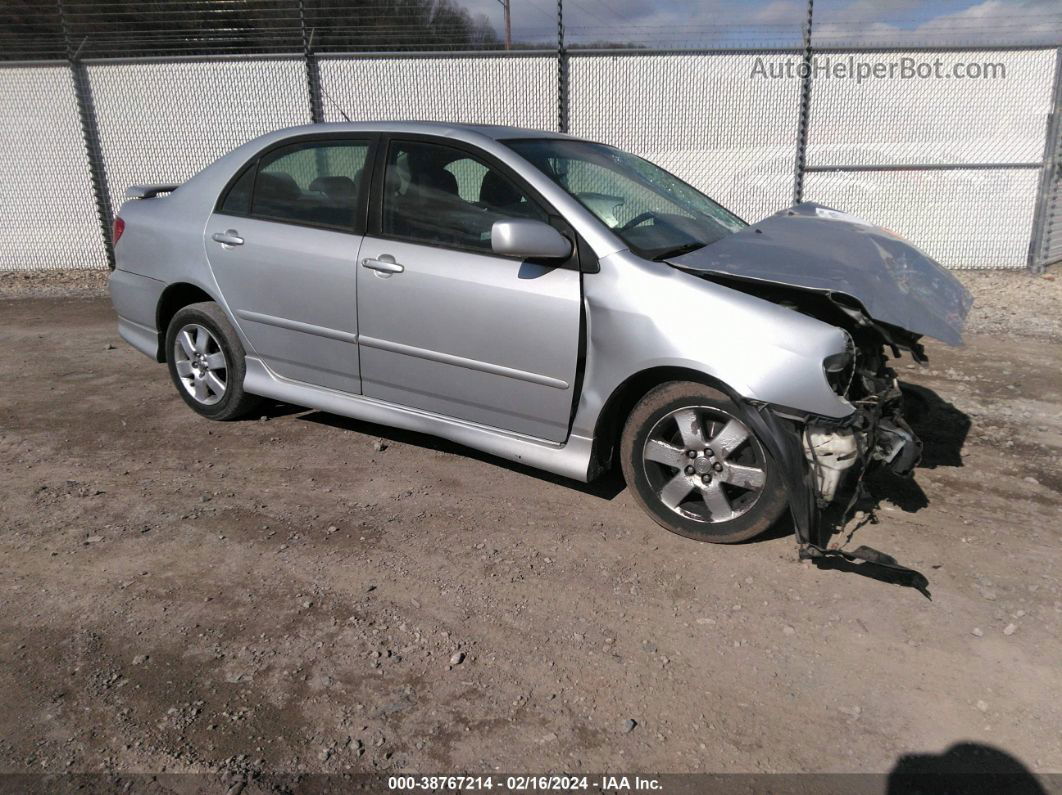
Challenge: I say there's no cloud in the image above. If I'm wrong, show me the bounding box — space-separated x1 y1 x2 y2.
753 1 805 24
813 0 1062 45
458 0 1061 46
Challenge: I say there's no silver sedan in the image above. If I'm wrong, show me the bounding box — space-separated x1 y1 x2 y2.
109 121 970 553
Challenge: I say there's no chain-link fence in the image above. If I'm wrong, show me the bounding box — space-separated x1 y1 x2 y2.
88 57 314 219
317 52 557 128
568 52 802 226
802 48 1058 268
0 64 109 270
0 2 1060 272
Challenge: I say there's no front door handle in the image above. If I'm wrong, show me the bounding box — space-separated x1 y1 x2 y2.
211 230 244 247
361 256 404 275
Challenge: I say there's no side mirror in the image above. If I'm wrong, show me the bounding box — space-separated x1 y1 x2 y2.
491 219 572 260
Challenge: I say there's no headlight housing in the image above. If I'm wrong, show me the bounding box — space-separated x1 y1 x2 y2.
823 331 856 396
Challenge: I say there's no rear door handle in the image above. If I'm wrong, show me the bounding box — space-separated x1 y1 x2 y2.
211 230 244 247
361 256 404 275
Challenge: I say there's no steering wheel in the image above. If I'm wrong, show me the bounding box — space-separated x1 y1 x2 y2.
618 211 657 232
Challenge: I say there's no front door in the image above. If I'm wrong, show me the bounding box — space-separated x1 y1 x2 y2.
356 138 582 443
205 138 371 394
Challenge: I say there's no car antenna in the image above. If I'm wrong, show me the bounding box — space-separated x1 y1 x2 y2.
319 83 352 123
306 27 352 123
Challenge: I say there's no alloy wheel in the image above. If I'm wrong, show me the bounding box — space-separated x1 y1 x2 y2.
173 323 227 406
641 406 767 523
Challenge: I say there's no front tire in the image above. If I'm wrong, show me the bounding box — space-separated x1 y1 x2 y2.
165 302 261 421
620 381 787 543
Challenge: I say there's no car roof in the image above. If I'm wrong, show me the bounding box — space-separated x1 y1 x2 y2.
264 120 584 143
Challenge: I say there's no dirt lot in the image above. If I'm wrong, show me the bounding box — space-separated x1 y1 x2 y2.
1 269 1060 783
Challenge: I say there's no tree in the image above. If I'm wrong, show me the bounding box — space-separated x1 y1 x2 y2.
0 0 500 60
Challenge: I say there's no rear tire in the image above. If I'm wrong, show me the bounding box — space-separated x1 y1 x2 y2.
620 381 787 543
165 302 261 421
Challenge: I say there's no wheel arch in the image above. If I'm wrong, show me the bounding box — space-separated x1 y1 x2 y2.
155 282 219 362
591 366 747 473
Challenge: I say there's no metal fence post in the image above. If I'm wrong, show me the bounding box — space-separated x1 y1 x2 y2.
557 0 569 133
58 0 114 269
299 0 325 124
791 0 814 205
1028 46 1062 272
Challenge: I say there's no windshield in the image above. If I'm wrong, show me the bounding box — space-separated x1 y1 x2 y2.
504 139 746 260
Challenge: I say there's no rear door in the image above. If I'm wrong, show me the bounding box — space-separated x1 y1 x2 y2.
356 137 582 443
205 136 373 394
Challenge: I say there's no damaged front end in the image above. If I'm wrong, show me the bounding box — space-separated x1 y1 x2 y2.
667 202 973 590
803 326 922 509
736 326 934 593
681 260 937 525
739 299 929 542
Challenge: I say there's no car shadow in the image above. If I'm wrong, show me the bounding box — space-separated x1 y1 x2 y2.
828 381 971 524
247 383 970 551
254 400 312 420
900 381 972 469
292 409 628 501
800 383 972 595
887 742 1046 794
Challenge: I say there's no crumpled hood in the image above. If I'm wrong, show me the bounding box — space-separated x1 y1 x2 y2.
668 202 973 346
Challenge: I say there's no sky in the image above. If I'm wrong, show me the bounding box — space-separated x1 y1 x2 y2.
455 0 1062 47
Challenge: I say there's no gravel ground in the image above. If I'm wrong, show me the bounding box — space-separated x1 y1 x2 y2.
0 268 110 300
958 269 1062 342
1 268 1060 784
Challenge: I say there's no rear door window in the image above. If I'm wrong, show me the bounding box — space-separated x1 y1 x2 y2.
219 164 255 215
244 140 370 232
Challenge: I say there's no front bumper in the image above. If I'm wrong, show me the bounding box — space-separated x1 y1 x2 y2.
802 369 923 507
743 399 930 594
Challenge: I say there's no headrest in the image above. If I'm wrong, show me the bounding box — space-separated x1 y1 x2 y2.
479 170 523 208
256 171 300 202
415 166 459 196
309 175 357 201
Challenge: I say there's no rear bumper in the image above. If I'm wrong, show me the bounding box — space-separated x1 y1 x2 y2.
117 316 159 360
109 269 164 360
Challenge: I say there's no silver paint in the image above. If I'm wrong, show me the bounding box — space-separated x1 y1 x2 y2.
490 218 572 260
173 322 227 405
670 202 973 346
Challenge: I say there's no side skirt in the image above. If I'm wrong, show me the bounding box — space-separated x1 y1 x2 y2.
243 357 595 483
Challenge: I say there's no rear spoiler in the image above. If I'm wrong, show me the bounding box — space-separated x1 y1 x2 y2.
125 183 180 199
